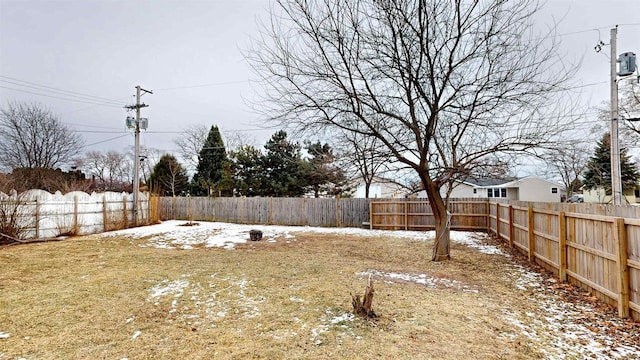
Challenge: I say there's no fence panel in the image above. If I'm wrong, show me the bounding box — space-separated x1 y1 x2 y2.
158 197 374 228
532 209 560 272
0 190 148 242
490 200 639 320
339 198 371 227
512 206 529 252
627 220 640 317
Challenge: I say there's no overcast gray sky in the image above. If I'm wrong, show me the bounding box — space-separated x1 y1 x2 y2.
1 0 639 162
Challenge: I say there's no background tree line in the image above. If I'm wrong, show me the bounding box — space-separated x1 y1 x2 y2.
152 126 349 198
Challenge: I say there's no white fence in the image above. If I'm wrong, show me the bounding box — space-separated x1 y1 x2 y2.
0 189 149 240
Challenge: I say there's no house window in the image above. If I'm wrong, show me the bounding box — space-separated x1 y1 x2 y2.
501 188 507 197
551 187 558 194
487 189 493 197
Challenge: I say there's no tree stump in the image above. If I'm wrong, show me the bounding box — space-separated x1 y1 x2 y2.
352 274 376 318
249 229 262 241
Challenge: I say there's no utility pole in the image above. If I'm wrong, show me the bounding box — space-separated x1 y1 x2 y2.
125 85 152 225
610 26 623 206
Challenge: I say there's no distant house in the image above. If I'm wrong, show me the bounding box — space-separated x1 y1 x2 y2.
351 176 407 198
582 186 640 204
415 176 566 202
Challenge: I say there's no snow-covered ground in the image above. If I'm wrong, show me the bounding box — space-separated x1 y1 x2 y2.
98 220 639 359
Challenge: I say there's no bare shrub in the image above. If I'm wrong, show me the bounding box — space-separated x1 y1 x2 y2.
0 192 32 244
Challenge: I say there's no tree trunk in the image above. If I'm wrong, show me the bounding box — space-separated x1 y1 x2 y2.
424 179 450 261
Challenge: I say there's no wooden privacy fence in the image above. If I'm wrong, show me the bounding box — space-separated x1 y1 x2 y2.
155 196 372 227
369 199 489 231
489 201 640 320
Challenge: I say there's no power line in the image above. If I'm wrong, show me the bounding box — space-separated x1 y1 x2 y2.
0 75 124 105
80 134 131 149
0 85 123 108
154 80 249 91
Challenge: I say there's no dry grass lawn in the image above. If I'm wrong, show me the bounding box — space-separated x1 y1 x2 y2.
0 226 637 359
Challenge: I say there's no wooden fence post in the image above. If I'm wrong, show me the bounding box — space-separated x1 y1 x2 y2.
528 207 535 262
369 201 373 230
558 212 567 282
73 195 79 234
486 199 491 235
336 195 341 227
508 205 514 248
302 197 307 226
269 197 273 225
404 202 408 230
122 195 128 229
495 203 500 238
614 217 630 318
102 195 108 232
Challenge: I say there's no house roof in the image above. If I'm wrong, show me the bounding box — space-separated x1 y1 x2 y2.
458 176 564 189
460 177 516 187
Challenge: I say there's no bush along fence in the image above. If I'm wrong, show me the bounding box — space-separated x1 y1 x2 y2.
0 189 150 243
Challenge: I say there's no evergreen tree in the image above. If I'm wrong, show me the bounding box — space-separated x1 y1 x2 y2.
260 131 306 197
303 141 348 197
229 145 264 196
191 125 229 196
583 133 639 195
148 154 189 196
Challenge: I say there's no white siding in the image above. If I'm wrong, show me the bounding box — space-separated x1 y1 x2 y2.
515 178 564 202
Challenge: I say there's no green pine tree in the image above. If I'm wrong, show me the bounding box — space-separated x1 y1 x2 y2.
190 126 229 196
303 141 348 197
583 133 639 195
260 130 306 197
148 154 189 196
229 145 263 197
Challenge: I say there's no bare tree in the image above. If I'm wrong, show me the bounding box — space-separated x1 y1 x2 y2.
250 0 577 261
174 124 209 173
619 82 640 137
83 150 133 191
335 131 394 198
0 102 83 171
543 142 591 197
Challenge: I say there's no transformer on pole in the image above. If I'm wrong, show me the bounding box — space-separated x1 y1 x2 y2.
125 86 152 225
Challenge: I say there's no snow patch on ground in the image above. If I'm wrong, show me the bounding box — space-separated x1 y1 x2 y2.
358 270 478 293
310 309 356 346
145 275 264 327
502 264 640 359
449 232 508 256
103 220 505 253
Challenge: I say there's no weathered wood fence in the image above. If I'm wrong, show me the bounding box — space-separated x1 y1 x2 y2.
488 200 640 321
369 199 488 230
155 196 373 227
